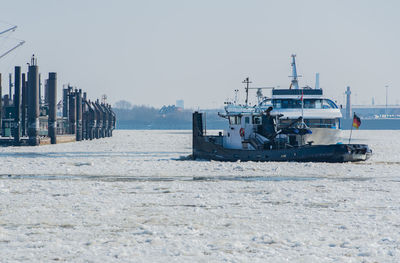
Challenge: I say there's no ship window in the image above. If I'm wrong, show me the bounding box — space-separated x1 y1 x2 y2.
273 100 282 109
260 99 273 107
304 99 315 108
245 117 250 124
315 100 322 109
305 118 337 128
253 116 261 125
322 99 338 109
282 100 290 108
229 116 241 125
274 99 302 109
293 100 302 108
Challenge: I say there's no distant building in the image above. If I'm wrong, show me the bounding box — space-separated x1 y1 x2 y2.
176 100 184 109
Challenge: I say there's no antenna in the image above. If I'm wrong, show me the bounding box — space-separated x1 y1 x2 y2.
29 54 37 66
234 89 239 104
242 77 252 106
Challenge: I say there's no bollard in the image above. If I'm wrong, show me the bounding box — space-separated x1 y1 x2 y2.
68 90 76 134
13 66 21 144
21 73 27 136
76 89 82 141
48 73 57 144
93 101 101 139
0 73 2 136
27 56 40 146
86 100 95 140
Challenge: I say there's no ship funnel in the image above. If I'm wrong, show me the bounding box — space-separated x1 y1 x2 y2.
315 73 320 89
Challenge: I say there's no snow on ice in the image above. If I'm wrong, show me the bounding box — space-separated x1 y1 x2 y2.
0 130 399 262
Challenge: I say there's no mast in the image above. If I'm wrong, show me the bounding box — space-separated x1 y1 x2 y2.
290 54 300 89
242 77 252 106
234 89 239 105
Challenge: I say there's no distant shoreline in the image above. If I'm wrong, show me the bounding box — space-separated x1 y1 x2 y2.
114 107 400 130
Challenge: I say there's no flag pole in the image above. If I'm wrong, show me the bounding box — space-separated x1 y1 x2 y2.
298 90 305 145
300 90 304 127
301 91 304 123
348 112 354 144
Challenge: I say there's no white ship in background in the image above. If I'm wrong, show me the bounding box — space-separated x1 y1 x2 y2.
224 55 342 145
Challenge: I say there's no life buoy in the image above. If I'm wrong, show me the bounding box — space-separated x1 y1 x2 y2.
239 128 245 137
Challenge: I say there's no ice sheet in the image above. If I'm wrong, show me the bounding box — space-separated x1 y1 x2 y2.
0 130 399 262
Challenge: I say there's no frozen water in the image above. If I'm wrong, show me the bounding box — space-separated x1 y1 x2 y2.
0 130 399 262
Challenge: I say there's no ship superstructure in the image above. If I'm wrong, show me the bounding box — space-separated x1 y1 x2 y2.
224 55 342 146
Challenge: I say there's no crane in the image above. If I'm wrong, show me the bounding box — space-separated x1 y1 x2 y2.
0 24 25 60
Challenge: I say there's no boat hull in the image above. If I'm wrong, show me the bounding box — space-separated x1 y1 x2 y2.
193 136 371 162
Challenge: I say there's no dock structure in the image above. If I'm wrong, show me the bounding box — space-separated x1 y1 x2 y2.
0 55 116 146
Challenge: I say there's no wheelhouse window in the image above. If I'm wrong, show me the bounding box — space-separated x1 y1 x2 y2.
314 100 322 109
272 99 338 109
252 116 261 125
229 116 241 125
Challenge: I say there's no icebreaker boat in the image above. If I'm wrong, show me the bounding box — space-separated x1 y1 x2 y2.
192 108 371 162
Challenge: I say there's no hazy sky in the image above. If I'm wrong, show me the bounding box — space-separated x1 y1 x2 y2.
0 0 399 108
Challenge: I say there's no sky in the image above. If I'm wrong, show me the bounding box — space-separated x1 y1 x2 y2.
0 0 399 108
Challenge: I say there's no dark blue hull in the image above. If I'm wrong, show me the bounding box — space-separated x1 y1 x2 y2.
193 137 371 162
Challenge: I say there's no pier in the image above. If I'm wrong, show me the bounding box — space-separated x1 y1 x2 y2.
0 55 116 146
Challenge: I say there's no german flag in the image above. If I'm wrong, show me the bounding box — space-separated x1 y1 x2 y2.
352 113 361 129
